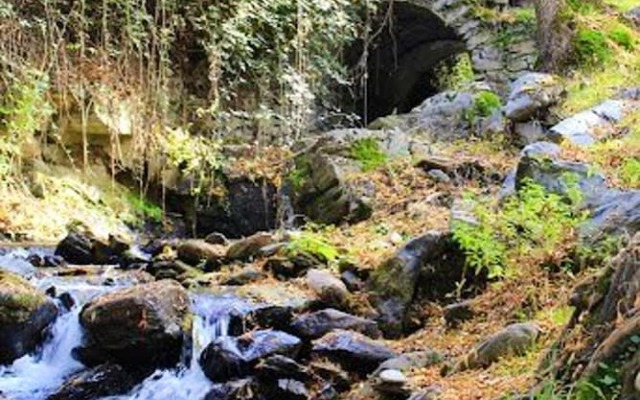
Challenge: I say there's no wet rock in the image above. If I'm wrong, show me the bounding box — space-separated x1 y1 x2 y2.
77 280 191 370
255 355 310 382
226 232 274 261
504 73 562 122
306 269 349 306
374 350 443 374
46 363 139 400
27 254 67 268
311 329 396 375
454 322 541 372
291 309 380 339
367 231 470 338
200 330 302 382
55 229 131 265
444 300 475 328
0 270 58 364
177 240 226 268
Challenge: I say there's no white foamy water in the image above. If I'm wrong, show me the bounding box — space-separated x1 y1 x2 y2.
106 295 233 400
0 307 85 400
0 245 245 400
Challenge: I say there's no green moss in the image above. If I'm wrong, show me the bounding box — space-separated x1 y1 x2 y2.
608 25 635 51
0 270 47 324
349 138 387 172
464 91 502 125
289 157 311 191
574 28 612 66
620 158 640 188
126 192 163 223
286 231 339 263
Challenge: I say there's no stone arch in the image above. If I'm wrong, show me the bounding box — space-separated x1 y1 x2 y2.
355 0 537 123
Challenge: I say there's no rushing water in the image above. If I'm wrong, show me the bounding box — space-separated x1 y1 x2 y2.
0 249 236 400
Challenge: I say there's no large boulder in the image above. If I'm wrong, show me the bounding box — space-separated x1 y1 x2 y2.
0 270 58 364
311 329 396 375
542 234 640 398
306 269 350 306
504 72 562 123
77 280 191 370
199 329 302 382
290 309 380 340
367 231 469 338
291 129 410 225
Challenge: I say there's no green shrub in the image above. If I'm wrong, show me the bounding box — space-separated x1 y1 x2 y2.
433 53 475 91
286 231 339 263
574 28 612 66
453 177 586 279
608 26 635 51
620 158 640 188
126 193 163 223
349 138 387 172
464 91 502 125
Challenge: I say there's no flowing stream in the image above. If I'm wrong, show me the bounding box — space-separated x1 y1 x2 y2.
0 249 234 400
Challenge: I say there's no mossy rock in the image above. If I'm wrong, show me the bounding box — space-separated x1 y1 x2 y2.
0 270 58 364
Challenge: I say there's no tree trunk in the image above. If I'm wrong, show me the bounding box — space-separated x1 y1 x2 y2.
534 0 574 72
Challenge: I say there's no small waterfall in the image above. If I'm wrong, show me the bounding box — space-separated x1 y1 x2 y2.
0 307 85 400
106 295 235 400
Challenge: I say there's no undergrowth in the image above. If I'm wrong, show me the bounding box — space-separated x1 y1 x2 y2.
350 138 388 172
453 177 586 279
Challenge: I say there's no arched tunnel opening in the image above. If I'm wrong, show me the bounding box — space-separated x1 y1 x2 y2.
349 1 468 124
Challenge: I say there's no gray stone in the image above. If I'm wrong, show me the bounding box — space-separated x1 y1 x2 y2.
311 329 396 374
427 169 451 183
549 99 633 146
306 269 349 305
454 322 541 371
291 309 380 339
514 122 547 145
375 350 443 374
504 73 562 122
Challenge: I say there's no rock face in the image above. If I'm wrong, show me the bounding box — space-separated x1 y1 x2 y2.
199 330 302 382
544 234 640 398
454 322 541 372
77 280 190 370
0 270 58 364
503 73 562 122
367 231 470 338
291 129 409 225
404 83 500 141
46 364 139 400
311 329 396 375
290 309 380 339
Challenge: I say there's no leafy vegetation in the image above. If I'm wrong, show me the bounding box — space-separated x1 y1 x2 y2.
453 177 587 279
286 231 339 263
464 90 503 126
349 138 388 172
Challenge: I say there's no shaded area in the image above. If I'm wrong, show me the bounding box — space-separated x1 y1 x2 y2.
352 1 466 122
